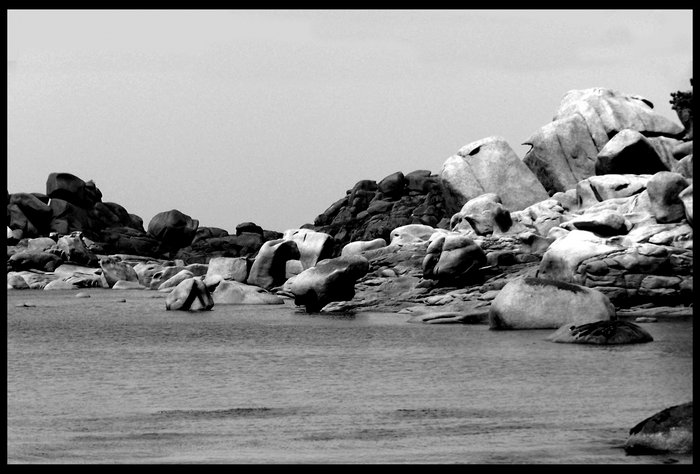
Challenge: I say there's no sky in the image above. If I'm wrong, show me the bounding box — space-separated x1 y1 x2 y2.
7 9 693 233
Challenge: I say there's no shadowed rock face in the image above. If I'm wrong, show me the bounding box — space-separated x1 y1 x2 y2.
625 402 693 454
547 320 653 344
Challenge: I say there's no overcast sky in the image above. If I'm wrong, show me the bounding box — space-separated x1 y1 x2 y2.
7 9 693 233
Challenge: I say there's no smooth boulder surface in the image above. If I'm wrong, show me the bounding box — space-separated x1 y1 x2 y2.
340 238 387 257
624 402 693 454
290 255 370 312
205 256 250 283
489 277 616 329
282 228 335 269
450 193 512 235
246 239 300 290
546 320 653 344
645 171 690 224
440 136 549 213
211 280 284 305
165 277 214 311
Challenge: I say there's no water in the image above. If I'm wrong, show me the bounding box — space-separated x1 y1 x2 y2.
7 289 693 464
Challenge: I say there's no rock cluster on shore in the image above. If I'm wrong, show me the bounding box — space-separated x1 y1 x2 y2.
8 86 693 323
7 84 694 454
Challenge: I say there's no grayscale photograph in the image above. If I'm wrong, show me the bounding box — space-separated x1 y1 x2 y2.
6 9 693 464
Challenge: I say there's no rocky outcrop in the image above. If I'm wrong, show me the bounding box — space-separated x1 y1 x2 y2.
546 320 653 344
289 254 370 312
625 402 693 454
449 193 512 235
523 88 685 195
311 169 450 250
489 277 616 329
440 136 549 214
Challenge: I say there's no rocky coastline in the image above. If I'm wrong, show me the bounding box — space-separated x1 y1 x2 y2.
7 85 693 454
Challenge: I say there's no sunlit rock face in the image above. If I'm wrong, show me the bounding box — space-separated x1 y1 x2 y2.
523 88 685 195
488 276 615 330
440 136 549 214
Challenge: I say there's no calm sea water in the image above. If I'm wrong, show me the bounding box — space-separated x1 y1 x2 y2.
6 288 693 464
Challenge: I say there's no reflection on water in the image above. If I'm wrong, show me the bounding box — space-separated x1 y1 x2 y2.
7 289 693 464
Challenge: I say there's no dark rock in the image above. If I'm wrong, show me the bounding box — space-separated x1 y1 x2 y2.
9 250 64 272
8 193 53 234
46 172 102 208
547 320 653 344
290 254 370 312
147 209 199 250
595 129 670 176
235 222 263 236
625 402 693 454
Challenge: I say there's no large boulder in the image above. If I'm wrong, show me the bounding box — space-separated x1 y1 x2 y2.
99 257 139 288
8 250 63 272
165 277 214 311
422 233 487 283
246 239 300 290
205 256 250 283
449 193 512 235
341 238 387 257
537 230 624 283
290 255 370 312
523 88 685 195
553 88 684 142
48 198 93 235
46 172 102 208
8 193 53 234
546 320 653 344
624 402 693 454
211 280 284 305
147 209 199 250
489 277 616 329
148 265 187 289
282 228 335 269
90 202 143 231
440 136 549 214
576 174 651 210
522 114 600 195
595 129 673 176
645 171 690 224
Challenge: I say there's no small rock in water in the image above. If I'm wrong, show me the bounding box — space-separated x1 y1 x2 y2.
16 302 36 307
635 317 658 323
116 299 127 303
75 292 91 298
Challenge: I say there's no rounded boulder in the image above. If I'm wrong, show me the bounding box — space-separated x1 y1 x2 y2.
489 277 616 329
